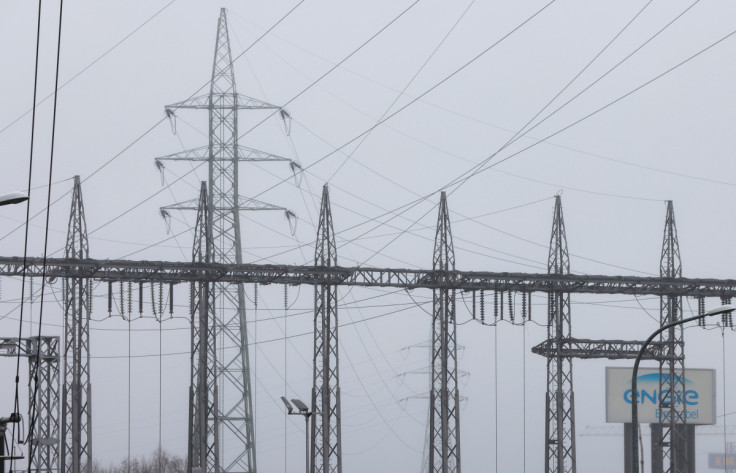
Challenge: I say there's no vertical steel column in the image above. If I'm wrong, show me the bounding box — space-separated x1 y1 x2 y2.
311 185 341 473
657 201 687 473
429 192 460 473
27 336 60 473
545 195 576 473
188 183 219 473
61 176 92 473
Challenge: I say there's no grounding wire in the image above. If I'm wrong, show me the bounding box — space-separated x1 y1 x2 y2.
12 0 42 462
23 0 65 464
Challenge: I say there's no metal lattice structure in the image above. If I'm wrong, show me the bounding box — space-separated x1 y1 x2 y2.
188 183 219 473
158 9 294 473
311 185 342 473
545 195 575 473
0 336 60 473
61 175 92 473
429 192 460 473
655 201 687 473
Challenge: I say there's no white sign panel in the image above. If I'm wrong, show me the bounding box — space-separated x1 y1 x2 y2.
605 367 715 424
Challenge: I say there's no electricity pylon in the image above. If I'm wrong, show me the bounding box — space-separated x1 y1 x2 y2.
429 192 460 473
61 175 92 473
157 9 295 473
311 185 342 473
653 201 687 473
545 195 576 473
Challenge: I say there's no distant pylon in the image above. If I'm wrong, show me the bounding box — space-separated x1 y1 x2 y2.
157 9 296 473
188 183 219 473
429 192 460 473
61 176 92 473
654 201 687 473
544 195 576 473
311 185 342 473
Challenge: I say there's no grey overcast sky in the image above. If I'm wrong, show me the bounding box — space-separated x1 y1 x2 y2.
2 0 736 471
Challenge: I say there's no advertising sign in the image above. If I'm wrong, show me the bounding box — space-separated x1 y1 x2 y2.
709 453 736 469
605 367 715 424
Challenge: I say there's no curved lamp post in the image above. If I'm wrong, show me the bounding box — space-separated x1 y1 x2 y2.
631 304 736 473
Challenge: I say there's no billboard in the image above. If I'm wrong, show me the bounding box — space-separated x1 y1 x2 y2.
605 367 715 424
709 453 736 469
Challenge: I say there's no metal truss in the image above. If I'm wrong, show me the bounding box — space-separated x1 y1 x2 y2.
188 183 219 473
311 185 342 473
61 176 91 473
657 201 687 473
531 338 673 360
156 9 296 472
429 192 460 473
544 196 575 473
0 336 60 473
3 258 736 297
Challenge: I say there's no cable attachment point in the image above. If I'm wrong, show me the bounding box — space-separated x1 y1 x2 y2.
165 107 177 135
159 209 172 234
285 210 298 236
279 108 292 136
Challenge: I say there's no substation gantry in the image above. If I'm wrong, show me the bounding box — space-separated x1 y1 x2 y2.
2 8 733 473
2 175 735 473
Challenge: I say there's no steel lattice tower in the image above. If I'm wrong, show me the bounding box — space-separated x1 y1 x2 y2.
311 185 342 473
0 336 60 473
159 9 294 472
61 175 92 473
545 195 576 473
28 336 61 473
429 192 460 473
188 183 219 473
654 201 687 473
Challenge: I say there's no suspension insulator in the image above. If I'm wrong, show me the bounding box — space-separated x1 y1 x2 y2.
472 291 476 320
493 290 498 320
108 281 112 316
508 291 514 323
522 292 527 321
480 290 485 324
169 283 174 317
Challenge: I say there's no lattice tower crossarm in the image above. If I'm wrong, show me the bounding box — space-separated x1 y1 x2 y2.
188 183 219 473
0 337 60 473
311 185 342 473
545 195 576 473
429 192 460 473
61 175 92 473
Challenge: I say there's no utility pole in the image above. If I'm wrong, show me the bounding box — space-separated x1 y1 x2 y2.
544 195 576 473
429 192 460 473
61 175 92 473
311 185 341 473
158 9 295 473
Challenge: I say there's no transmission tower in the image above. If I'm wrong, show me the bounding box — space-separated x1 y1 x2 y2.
61 175 92 473
0 336 60 473
653 201 687 473
158 9 295 473
429 192 460 473
545 195 576 473
188 183 219 473
311 185 342 473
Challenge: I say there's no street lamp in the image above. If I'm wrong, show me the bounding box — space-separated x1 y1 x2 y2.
0 192 28 207
281 397 312 473
631 304 736 473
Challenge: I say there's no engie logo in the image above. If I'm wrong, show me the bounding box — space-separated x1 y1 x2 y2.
623 373 700 406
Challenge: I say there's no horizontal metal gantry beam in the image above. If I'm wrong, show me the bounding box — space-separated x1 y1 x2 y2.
1 256 736 297
531 338 674 360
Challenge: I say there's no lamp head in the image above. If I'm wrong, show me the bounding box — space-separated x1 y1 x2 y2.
280 396 293 414
0 191 28 206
